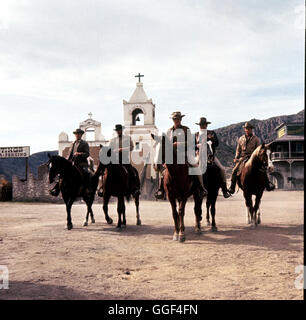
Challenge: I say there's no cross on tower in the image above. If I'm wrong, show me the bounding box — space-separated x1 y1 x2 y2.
135 73 144 83
88 112 93 119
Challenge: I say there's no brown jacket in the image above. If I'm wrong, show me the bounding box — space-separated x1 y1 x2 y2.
235 134 260 161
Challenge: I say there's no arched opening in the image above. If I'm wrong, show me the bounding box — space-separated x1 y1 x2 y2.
85 127 95 141
132 108 144 126
270 172 284 189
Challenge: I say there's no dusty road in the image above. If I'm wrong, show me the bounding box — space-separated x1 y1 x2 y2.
0 190 303 300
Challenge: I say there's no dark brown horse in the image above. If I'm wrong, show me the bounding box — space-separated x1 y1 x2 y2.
237 143 273 228
47 155 99 230
199 141 225 231
96 145 141 229
152 133 203 242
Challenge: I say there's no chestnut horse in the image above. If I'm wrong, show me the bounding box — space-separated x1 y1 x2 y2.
237 143 273 228
151 133 204 242
96 145 141 229
47 155 99 230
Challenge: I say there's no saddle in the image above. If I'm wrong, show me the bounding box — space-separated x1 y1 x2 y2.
237 158 249 177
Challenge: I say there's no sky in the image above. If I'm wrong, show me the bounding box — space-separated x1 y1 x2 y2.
0 0 304 154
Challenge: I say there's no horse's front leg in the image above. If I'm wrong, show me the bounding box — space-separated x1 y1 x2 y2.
178 199 187 242
244 192 254 228
134 193 141 226
254 193 263 226
206 200 211 226
193 192 202 233
65 198 74 230
116 196 125 229
210 198 217 232
83 196 95 226
169 197 179 241
103 193 113 224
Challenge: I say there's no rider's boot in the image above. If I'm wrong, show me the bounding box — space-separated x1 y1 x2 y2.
49 182 60 197
221 182 231 198
265 173 275 191
154 177 165 200
197 175 208 199
228 175 237 194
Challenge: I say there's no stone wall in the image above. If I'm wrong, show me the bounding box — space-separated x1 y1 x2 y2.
12 171 62 203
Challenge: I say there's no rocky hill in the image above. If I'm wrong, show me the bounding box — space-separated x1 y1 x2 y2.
215 109 304 168
0 151 58 182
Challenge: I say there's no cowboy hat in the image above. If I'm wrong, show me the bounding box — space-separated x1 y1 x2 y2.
73 128 85 135
195 117 211 125
243 122 254 129
114 124 124 131
170 111 185 119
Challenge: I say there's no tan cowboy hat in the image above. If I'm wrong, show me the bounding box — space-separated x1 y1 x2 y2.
170 111 185 119
195 117 211 125
243 122 254 129
73 128 85 135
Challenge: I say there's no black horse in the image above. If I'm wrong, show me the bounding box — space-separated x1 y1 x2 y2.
47 155 99 230
95 145 141 229
198 141 227 232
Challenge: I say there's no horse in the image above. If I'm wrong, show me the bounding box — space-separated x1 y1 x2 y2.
237 143 274 228
197 140 226 232
96 145 141 229
47 155 99 230
151 133 204 242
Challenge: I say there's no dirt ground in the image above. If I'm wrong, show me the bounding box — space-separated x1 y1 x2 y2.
0 190 304 300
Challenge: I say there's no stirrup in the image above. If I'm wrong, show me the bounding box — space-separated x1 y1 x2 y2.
155 190 165 199
266 183 275 191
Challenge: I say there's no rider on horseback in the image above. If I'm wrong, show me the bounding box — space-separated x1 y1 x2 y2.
195 117 231 198
154 111 208 200
228 122 275 194
108 124 140 197
49 128 93 196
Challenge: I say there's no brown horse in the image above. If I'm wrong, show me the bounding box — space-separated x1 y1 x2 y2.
237 143 273 228
96 145 141 229
152 133 203 242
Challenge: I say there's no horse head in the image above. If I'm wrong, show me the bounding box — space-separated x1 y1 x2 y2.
47 155 61 183
256 143 274 172
207 141 214 165
151 133 173 171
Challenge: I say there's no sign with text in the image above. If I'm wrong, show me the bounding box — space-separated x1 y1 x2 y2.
0 146 30 158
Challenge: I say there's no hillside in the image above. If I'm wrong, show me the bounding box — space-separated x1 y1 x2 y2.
215 109 304 168
0 151 58 182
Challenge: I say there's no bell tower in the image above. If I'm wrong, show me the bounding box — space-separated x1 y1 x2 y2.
123 75 158 177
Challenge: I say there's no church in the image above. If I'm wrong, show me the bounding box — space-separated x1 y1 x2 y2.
58 75 159 198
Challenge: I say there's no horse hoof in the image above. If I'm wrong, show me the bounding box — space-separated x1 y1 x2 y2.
137 220 141 226
257 218 261 225
173 233 179 241
179 235 185 243
211 226 218 232
122 224 126 229
91 219 95 224
250 224 256 229
83 221 88 227
206 221 211 227
195 228 202 234
107 218 113 225
67 224 73 230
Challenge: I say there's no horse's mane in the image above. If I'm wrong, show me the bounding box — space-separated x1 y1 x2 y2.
245 145 264 168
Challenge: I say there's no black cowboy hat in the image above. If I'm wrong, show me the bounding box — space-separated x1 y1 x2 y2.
114 124 124 131
195 117 211 125
243 122 254 129
73 128 85 135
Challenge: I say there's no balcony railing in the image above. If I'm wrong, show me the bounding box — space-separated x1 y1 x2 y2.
271 152 304 160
